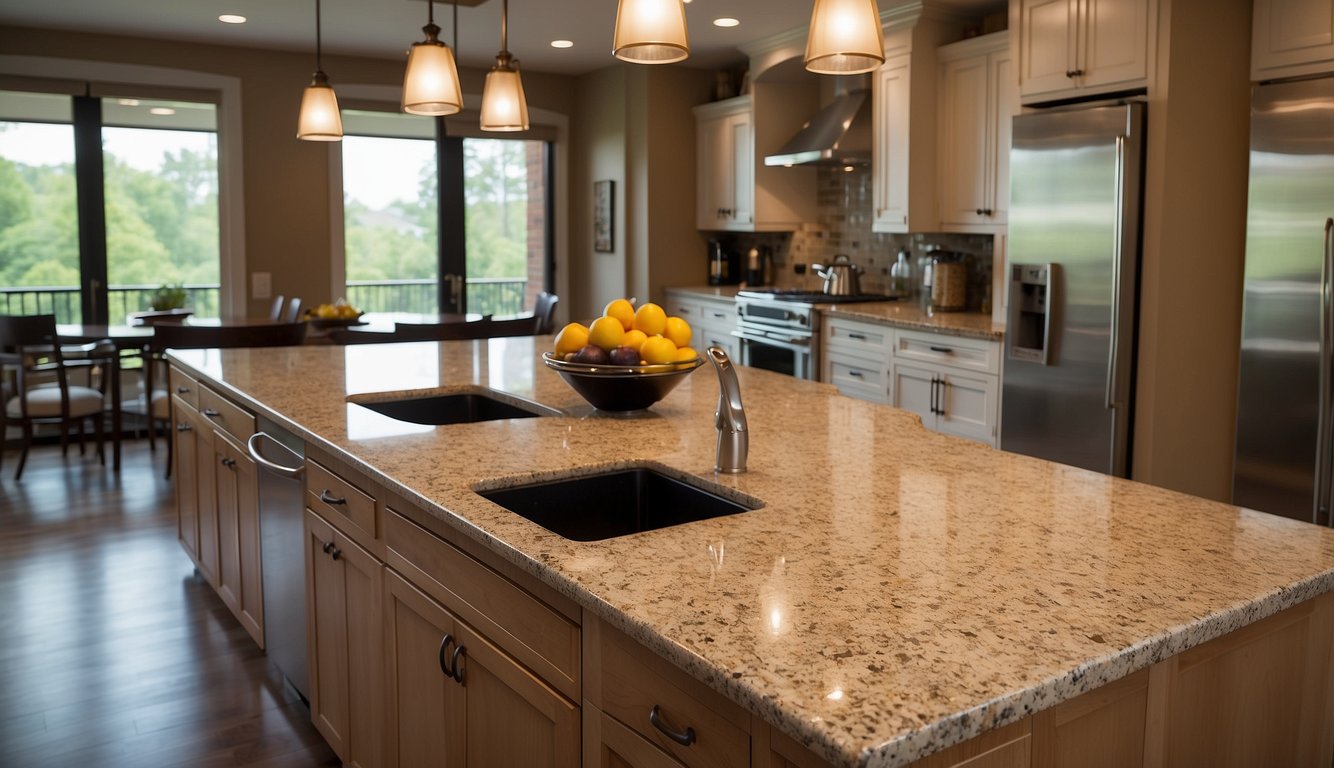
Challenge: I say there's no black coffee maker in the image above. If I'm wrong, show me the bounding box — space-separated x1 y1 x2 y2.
708 240 741 286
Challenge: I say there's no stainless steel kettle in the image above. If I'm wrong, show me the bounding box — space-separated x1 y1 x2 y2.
812 254 863 296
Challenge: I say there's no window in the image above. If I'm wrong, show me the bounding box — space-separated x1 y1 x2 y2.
0 88 220 324
341 109 552 318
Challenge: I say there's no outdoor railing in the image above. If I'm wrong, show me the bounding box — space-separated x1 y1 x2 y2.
1 277 529 324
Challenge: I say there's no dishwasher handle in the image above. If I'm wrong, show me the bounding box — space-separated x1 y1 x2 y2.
247 432 306 479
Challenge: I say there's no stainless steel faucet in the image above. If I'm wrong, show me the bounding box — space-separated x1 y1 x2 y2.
708 347 748 474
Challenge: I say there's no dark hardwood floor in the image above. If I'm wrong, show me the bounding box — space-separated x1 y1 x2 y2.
0 439 339 767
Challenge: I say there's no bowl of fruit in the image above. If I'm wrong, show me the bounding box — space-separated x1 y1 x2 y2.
544 299 703 411
305 300 366 329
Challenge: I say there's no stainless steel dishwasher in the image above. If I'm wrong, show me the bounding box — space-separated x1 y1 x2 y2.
246 417 308 700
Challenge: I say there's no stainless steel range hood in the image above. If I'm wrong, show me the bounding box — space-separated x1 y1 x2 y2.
764 78 872 167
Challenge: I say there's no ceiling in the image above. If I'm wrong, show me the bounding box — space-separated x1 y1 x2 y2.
0 0 1007 76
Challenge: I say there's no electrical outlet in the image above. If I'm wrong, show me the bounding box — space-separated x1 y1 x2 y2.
794 263 807 275
252 272 272 300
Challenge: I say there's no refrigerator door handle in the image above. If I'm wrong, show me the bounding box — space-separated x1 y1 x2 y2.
1106 135 1127 413
1316 218 1334 525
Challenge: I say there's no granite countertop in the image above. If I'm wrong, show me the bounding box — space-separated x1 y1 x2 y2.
663 285 745 300
663 286 1004 341
170 339 1334 767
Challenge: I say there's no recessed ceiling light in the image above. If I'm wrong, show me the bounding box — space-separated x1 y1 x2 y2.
550 40 574 49
218 14 246 24
713 17 740 28
118 98 140 107
149 107 176 116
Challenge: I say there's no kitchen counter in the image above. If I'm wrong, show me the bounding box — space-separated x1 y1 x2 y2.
663 284 745 300
824 303 1004 341
170 339 1334 767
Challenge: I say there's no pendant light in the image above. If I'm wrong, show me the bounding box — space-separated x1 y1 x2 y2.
402 0 464 116
805 0 886 75
479 0 529 132
296 0 343 141
613 0 689 64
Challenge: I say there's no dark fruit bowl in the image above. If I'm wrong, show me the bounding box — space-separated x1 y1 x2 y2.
542 353 704 411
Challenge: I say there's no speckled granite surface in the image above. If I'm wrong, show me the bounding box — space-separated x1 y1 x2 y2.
171 339 1334 768
824 303 1005 341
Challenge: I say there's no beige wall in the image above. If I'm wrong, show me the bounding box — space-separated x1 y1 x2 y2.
1134 0 1253 501
570 66 628 321
0 25 574 318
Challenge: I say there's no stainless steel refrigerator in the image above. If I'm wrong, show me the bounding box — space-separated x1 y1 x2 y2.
1234 76 1334 526
1000 101 1145 476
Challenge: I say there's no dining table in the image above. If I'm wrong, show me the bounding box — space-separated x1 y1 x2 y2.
53 324 154 472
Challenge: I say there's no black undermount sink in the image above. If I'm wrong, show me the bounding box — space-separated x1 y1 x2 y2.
478 468 760 542
354 393 554 426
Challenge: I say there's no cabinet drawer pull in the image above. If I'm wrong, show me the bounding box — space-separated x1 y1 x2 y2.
929 346 953 354
849 370 864 378
202 408 220 418
319 489 347 506
711 312 726 319
322 540 335 555
848 332 867 340
220 457 236 468
449 644 466 684
176 423 192 432
329 546 341 561
438 633 455 677
649 705 696 747
176 385 190 394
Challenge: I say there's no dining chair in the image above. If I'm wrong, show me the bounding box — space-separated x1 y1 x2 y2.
0 314 111 480
284 297 304 323
532 292 559 334
268 295 286 322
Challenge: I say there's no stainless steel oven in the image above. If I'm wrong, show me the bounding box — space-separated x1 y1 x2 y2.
734 294 818 380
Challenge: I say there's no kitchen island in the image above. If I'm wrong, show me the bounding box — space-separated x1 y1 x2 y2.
168 337 1334 767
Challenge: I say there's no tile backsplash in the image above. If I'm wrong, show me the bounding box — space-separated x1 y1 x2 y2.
714 166 996 312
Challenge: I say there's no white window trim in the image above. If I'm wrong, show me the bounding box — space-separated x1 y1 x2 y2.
0 55 246 320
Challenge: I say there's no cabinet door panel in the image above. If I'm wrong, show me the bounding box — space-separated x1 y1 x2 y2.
1020 0 1078 96
218 432 264 647
873 55 912 232
194 413 219 586
989 49 1017 225
937 370 999 446
729 113 754 227
213 430 241 618
697 118 728 230
455 621 579 768
939 55 991 227
1253 0 1334 77
892 362 937 425
589 707 685 768
1081 0 1152 89
173 395 200 565
308 510 351 761
385 569 460 768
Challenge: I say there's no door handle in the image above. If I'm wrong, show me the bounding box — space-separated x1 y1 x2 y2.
1317 218 1334 525
649 705 696 747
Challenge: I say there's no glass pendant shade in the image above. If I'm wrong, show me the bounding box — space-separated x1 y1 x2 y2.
480 63 529 131
613 0 689 64
297 72 344 141
805 0 885 75
403 35 463 116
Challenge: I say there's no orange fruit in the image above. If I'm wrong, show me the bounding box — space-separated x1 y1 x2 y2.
588 316 626 351
674 346 698 362
663 316 692 348
622 329 648 351
640 335 678 364
603 298 636 331
553 323 589 356
633 303 668 336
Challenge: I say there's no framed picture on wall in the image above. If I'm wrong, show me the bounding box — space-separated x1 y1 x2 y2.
594 180 614 253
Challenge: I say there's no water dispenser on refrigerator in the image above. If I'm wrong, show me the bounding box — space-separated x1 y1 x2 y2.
1008 264 1055 365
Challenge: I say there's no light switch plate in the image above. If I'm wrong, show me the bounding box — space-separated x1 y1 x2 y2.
252 272 272 300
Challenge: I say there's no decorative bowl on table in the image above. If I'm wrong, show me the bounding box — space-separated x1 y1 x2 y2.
305 311 366 329
542 352 705 411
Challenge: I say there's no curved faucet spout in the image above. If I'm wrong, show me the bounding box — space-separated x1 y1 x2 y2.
708 346 748 474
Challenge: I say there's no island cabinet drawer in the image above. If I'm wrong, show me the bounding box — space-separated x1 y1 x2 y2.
665 295 706 324
197 385 255 440
384 509 581 701
306 459 377 546
824 316 894 357
828 358 889 404
592 620 749 768
168 365 199 409
894 329 999 375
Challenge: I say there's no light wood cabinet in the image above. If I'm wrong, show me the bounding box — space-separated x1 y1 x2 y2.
383 568 579 768
663 290 739 361
171 390 202 568
587 702 687 768
1014 0 1156 103
1253 0 1334 80
306 508 383 768
213 429 263 647
937 32 1016 233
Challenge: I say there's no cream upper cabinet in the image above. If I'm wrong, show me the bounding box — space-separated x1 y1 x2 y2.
695 97 752 231
1253 0 1334 80
1014 0 1156 103
937 32 1016 232
873 54 915 232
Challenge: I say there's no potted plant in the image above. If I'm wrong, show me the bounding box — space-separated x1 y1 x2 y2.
130 283 193 325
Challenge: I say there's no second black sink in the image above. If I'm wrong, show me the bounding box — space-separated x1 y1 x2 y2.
478 468 759 541
355 393 551 426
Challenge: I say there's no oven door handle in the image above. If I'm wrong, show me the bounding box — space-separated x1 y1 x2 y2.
732 329 811 351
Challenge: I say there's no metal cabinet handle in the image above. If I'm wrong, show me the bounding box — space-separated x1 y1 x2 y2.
329 546 341 561
438 634 455 677
929 376 938 415
848 333 867 340
246 433 305 479
929 346 953 354
322 540 335 554
648 705 696 747
220 457 236 468
176 385 190 394
176 423 192 432
449 644 466 684
202 408 220 418
849 370 864 378
319 489 347 506
975 208 984 216
711 312 726 319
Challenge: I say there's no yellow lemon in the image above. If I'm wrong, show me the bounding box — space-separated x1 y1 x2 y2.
640 335 678 365
622 329 648 351
663 316 692 348
588 315 626 351
674 346 698 362
603 298 636 331
633 302 668 336
553 322 589 356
